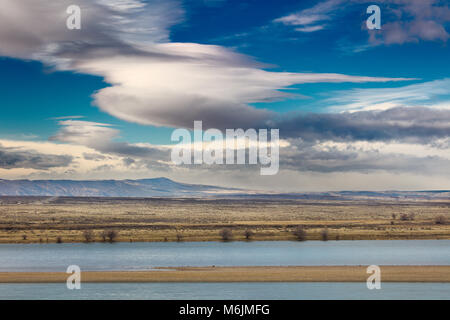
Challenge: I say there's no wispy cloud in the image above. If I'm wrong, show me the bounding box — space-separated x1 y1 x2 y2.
48 115 85 120
326 78 450 112
295 25 325 33
274 0 343 32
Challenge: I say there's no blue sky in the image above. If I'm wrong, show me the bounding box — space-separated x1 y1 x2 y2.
0 0 449 190
1 0 448 143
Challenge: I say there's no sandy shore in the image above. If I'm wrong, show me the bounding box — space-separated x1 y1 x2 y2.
0 266 449 283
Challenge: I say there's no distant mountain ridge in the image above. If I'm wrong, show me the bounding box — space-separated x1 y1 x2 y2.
0 178 236 197
0 178 448 200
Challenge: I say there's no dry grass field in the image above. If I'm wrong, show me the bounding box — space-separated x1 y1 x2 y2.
0 196 448 243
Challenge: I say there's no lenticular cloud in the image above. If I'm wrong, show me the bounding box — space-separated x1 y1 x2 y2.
0 0 414 129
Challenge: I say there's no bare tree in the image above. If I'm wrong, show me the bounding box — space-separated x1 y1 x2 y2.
102 230 118 243
220 228 233 241
320 228 329 241
244 229 254 241
293 226 307 241
176 233 183 242
83 230 94 243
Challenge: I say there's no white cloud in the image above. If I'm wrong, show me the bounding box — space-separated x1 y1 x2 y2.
369 0 450 45
275 0 450 46
326 78 450 112
48 115 85 120
1 129 449 191
0 138 120 179
295 25 325 33
51 120 171 161
275 14 330 26
274 0 343 32
0 0 414 130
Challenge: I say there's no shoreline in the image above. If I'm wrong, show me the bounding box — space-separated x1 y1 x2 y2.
2 235 450 244
1 266 449 283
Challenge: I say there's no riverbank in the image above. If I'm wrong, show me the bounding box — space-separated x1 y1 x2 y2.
1 266 449 283
0 197 449 243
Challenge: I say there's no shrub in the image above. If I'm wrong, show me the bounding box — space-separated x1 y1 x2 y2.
400 213 415 221
102 230 118 243
56 236 63 244
83 230 94 243
22 235 27 241
320 228 329 241
435 215 447 225
220 228 233 241
293 226 307 241
244 229 254 241
176 233 183 242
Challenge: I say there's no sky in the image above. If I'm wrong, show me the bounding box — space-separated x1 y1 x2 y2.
0 0 449 191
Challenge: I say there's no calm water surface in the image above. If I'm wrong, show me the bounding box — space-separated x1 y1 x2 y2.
0 240 448 272
0 282 448 300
